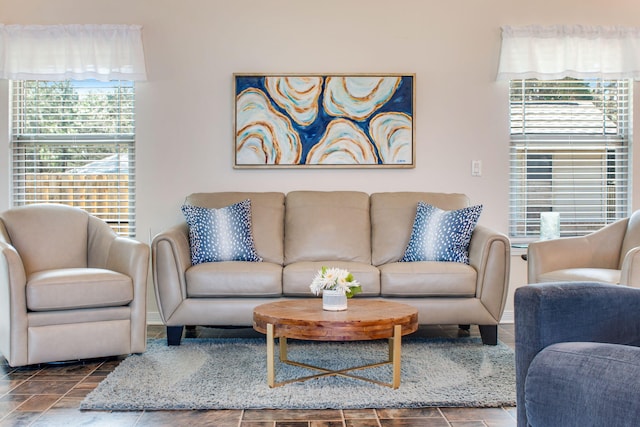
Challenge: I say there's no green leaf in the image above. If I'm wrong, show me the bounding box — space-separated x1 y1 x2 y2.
346 285 362 299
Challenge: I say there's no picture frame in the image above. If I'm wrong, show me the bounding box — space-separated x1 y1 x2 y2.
233 73 415 168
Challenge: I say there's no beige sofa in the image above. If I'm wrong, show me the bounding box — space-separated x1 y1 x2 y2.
152 191 510 346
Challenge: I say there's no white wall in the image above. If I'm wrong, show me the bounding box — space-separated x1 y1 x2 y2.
2 0 640 323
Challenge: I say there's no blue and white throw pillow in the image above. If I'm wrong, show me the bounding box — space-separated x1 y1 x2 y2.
181 199 262 265
401 202 483 264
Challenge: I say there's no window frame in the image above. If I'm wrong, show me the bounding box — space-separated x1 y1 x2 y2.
508 78 632 242
9 79 137 237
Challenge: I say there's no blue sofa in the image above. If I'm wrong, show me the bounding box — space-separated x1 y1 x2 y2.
515 282 640 427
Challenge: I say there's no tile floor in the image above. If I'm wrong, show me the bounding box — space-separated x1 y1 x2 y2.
0 324 516 427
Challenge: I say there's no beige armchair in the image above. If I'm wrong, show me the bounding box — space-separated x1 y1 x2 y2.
527 210 640 286
0 204 149 367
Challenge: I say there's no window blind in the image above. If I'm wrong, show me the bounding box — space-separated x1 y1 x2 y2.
509 78 631 240
11 80 136 236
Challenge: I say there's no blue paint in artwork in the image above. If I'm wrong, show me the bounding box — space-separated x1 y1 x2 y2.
234 75 413 165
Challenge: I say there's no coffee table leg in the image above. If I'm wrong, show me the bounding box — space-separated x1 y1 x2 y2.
267 323 275 387
392 324 401 389
279 336 288 361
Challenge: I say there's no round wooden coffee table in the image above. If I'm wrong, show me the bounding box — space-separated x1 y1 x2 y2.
253 299 418 388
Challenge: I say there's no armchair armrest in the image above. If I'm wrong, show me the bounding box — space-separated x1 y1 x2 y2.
87 215 149 301
151 223 191 323
527 218 628 283
0 241 28 366
467 224 510 321
514 282 640 427
107 237 150 285
107 237 150 353
621 246 640 286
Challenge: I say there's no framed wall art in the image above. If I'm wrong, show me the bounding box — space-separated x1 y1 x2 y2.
233 73 415 168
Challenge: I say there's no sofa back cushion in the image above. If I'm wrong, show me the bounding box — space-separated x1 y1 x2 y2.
0 204 89 275
370 192 470 266
185 192 285 265
284 191 371 265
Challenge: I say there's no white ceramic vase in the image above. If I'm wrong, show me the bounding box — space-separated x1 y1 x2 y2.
322 289 348 311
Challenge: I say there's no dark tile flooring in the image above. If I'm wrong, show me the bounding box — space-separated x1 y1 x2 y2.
0 324 516 427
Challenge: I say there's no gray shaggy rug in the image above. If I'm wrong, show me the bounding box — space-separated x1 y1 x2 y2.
81 337 515 410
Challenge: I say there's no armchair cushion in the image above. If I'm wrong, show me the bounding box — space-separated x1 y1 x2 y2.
401 203 482 264
0 204 89 274
537 267 621 284
27 268 133 311
181 200 262 265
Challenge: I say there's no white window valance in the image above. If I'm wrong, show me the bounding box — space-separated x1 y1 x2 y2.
496 25 640 81
0 24 147 81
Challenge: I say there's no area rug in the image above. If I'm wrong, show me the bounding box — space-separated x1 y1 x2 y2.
81 337 516 410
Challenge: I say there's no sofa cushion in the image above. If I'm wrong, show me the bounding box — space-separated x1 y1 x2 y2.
401 203 482 264
379 262 476 297
186 261 282 297
27 268 133 311
182 200 262 265
283 261 380 296
370 192 470 266
284 191 371 265
185 192 285 265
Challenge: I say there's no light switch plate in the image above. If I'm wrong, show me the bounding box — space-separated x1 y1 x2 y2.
471 160 482 177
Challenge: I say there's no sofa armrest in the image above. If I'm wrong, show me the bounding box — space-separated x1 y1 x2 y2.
151 223 191 323
467 224 510 322
514 282 640 427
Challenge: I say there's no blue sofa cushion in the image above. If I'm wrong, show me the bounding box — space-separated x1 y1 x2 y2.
525 341 640 427
181 200 262 265
401 202 482 264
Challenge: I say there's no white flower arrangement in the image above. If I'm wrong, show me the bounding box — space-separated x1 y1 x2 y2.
310 266 362 298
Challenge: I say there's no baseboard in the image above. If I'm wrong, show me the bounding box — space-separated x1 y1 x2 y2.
145 310 516 325
147 311 163 325
501 310 514 324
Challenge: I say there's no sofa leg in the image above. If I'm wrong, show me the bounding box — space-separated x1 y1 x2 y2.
458 324 471 330
167 326 184 346
479 325 498 345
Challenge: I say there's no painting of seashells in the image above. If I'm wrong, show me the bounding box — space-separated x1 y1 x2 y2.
323 76 401 121
234 74 414 168
306 119 378 164
369 112 413 165
265 76 323 127
236 88 302 165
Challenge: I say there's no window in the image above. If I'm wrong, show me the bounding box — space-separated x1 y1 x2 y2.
509 78 632 240
10 80 136 236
